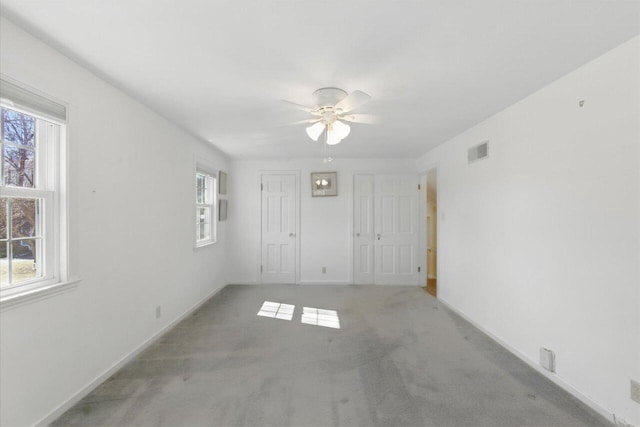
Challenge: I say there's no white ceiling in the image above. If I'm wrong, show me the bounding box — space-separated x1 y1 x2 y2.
1 1 638 160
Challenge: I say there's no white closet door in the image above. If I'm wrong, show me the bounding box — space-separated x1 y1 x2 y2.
261 174 297 283
374 174 419 285
353 174 375 284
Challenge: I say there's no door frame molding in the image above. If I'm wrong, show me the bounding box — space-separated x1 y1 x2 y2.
258 170 301 285
418 172 428 287
418 162 440 295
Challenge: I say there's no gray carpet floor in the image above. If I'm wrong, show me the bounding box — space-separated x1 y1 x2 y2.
53 284 610 426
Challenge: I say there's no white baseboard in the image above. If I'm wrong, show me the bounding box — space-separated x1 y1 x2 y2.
35 284 227 427
297 280 351 285
438 298 616 425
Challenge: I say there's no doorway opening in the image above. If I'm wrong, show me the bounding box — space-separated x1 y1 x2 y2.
425 169 437 297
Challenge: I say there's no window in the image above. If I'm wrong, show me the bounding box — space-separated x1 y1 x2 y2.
0 78 67 302
195 168 216 246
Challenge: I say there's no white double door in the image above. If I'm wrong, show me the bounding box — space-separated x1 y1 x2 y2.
354 174 419 285
261 173 297 284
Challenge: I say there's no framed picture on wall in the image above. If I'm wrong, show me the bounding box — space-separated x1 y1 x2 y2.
311 172 337 197
219 199 228 221
219 171 228 195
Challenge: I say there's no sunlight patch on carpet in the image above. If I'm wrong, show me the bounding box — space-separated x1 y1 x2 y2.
257 301 295 320
301 307 340 329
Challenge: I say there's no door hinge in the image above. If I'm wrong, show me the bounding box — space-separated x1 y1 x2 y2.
418 184 421 190
261 183 263 191
418 266 421 272
260 265 263 273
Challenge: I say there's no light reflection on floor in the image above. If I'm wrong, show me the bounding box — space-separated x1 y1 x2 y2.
301 307 340 329
257 302 341 329
257 301 295 320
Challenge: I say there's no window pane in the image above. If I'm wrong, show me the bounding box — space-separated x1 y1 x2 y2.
0 198 6 240
196 173 207 204
1 108 35 147
197 187 204 204
196 207 211 241
4 146 35 187
11 239 40 284
196 209 202 240
0 243 7 286
200 223 210 241
11 198 40 238
202 207 211 225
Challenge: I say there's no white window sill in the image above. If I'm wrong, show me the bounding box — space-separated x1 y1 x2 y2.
194 240 217 250
0 278 81 312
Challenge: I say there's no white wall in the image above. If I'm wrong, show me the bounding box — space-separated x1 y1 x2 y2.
417 36 639 425
228 158 416 285
0 17 229 427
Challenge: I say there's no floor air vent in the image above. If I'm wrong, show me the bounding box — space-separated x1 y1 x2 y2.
468 141 489 163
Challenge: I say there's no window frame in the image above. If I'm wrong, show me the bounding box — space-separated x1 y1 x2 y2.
194 163 217 248
0 82 71 307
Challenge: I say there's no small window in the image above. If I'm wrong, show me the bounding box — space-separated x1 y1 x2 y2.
195 169 217 246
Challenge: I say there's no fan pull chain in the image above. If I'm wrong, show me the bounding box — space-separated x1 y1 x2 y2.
322 127 332 163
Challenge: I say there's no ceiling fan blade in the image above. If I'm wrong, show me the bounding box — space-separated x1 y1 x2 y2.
339 114 378 124
335 90 371 113
280 99 318 114
284 118 322 126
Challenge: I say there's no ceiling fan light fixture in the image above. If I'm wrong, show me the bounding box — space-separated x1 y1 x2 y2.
326 127 343 146
332 120 351 139
305 122 325 141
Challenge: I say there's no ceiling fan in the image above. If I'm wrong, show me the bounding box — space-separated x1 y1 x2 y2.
282 87 377 146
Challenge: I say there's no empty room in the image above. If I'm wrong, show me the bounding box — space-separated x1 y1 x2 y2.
0 1 638 426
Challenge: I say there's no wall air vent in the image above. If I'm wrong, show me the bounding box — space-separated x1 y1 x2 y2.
468 141 489 163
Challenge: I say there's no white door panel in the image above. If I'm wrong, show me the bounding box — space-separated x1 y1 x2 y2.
374 174 419 285
354 173 419 285
353 174 374 284
261 174 297 283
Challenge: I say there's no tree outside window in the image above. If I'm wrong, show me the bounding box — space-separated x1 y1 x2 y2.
1 108 45 286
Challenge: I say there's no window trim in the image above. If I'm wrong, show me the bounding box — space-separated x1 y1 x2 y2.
0 80 71 308
194 162 218 248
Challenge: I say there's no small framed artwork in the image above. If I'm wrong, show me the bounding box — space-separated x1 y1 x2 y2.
219 171 228 195
219 199 228 221
311 172 337 197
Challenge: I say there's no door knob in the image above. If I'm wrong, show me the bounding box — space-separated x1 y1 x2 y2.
377 234 381 240
289 233 296 237
355 232 360 237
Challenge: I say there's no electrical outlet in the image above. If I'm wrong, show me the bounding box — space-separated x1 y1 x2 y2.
540 348 555 372
322 266 327 274
631 379 640 404
155 305 162 319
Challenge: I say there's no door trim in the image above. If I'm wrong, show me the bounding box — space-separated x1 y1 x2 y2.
419 172 427 286
418 163 440 297
258 170 301 284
